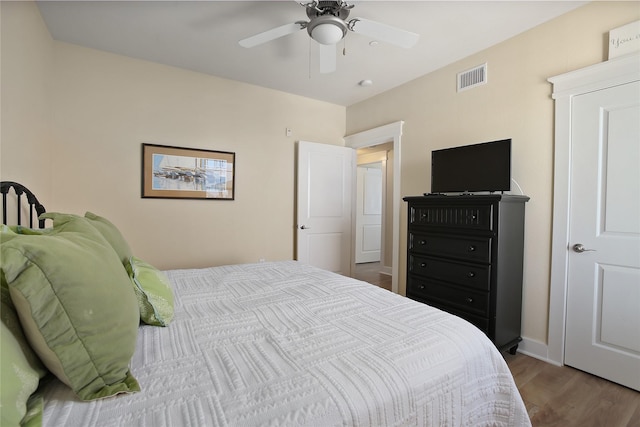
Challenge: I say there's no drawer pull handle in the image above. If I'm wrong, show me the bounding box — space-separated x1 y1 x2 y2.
420 262 427 268
419 285 426 290
419 240 427 245
468 245 476 252
466 297 474 303
467 272 476 278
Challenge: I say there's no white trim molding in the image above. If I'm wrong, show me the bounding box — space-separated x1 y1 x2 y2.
345 121 403 294
518 337 560 366
547 54 640 365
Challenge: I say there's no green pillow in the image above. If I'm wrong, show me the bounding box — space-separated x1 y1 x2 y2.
1 212 141 401
18 393 43 427
125 256 174 327
84 212 132 265
1 270 48 427
1 225 48 236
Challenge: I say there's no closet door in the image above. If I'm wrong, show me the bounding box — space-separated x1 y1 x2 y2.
564 80 640 391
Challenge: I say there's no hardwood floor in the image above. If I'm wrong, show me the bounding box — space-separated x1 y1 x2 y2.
353 262 392 291
504 352 640 427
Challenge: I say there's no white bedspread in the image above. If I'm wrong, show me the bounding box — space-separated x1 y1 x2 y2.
42 261 530 426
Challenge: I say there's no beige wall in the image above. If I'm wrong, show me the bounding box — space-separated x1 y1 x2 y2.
0 2 54 203
346 2 640 345
1 1 346 270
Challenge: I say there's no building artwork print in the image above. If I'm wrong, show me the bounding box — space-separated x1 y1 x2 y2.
142 143 235 199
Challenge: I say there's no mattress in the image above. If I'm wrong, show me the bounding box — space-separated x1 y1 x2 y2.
41 261 531 426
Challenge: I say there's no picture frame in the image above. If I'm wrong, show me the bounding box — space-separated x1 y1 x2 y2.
141 143 235 200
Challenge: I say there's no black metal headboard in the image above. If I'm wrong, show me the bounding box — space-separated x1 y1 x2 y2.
1 181 47 229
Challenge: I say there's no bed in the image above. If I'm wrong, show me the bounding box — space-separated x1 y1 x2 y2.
1 181 531 426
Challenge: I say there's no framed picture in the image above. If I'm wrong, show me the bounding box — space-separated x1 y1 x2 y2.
141 143 235 200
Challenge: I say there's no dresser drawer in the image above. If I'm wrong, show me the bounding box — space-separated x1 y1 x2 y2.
407 277 489 317
409 204 493 231
408 294 490 335
409 254 490 291
409 232 491 263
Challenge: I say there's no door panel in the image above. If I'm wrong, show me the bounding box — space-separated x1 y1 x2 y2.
565 81 640 391
307 233 344 272
604 103 640 234
355 165 382 263
296 141 353 275
599 265 640 353
362 225 381 251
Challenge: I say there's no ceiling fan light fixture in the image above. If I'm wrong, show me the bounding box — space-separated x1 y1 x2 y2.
308 16 347 45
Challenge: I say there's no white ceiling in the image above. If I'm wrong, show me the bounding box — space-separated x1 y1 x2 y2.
36 1 586 106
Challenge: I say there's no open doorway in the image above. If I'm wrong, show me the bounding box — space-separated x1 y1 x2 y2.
353 143 393 291
345 121 403 294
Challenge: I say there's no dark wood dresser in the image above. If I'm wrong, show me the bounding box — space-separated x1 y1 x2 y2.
403 194 529 354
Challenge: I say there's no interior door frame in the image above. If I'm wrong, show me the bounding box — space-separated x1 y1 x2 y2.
547 54 640 366
345 121 403 294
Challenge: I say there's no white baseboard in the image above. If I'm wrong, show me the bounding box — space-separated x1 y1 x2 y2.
517 336 562 367
380 266 392 276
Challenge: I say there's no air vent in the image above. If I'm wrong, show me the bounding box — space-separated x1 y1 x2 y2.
457 63 487 92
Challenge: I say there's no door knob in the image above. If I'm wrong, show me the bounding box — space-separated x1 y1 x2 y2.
572 243 595 253
300 225 311 230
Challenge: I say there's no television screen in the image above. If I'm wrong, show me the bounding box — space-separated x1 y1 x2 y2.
431 139 511 193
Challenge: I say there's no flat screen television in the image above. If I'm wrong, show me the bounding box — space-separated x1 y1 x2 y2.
431 139 511 193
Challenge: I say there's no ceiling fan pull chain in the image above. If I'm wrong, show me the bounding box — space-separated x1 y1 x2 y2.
308 37 312 80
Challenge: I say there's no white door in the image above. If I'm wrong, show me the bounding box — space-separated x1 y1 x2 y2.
296 141 353 275
355 165 382 263
564 81 640 391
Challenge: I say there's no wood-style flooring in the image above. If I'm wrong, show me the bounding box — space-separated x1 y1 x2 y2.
504 351 640 427
353 262 392 291
353 265 640 426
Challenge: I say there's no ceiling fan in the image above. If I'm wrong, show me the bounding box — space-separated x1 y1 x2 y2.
239 0 419 73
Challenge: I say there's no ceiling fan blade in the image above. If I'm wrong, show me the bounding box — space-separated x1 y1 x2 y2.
239 22 304 48
319 43 336 74
349 17 419 48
